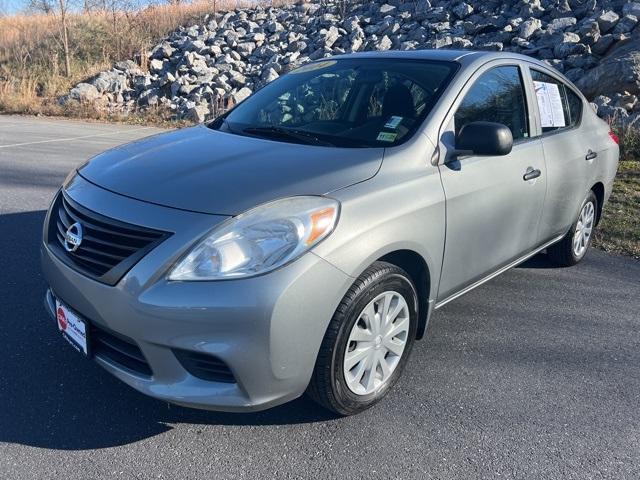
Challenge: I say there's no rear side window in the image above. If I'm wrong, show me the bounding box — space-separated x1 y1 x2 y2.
530 69 582 133
454 66 529 141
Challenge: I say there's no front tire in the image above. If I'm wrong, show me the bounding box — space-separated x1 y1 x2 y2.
548 190 598 267
307 261 418 416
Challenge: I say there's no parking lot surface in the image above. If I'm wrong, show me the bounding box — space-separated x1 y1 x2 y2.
1 115 638 479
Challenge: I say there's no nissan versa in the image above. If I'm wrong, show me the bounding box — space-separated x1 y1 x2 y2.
42 50 619 415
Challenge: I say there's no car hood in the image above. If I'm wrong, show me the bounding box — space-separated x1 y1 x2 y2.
79 125 384 215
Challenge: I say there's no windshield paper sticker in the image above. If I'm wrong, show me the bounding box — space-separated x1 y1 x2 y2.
377 132 397 142
291 60 337 74
533 81 566 128
384 116 403 129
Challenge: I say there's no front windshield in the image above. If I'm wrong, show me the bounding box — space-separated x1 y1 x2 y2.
210 58 457 148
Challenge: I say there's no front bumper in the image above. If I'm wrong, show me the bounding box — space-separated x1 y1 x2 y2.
42 177 353 411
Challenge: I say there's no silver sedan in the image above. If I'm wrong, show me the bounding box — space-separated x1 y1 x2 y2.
42 50 619 415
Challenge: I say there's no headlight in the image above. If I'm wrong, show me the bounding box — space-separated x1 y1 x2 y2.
168 196 340 281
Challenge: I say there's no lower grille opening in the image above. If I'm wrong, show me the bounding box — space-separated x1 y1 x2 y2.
173 349 236 383
92 325 152 378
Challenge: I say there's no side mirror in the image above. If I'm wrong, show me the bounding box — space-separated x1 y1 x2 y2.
454 121 513 157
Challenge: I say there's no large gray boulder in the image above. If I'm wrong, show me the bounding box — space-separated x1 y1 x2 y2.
576 38 640 98
185 104 210 123
68 83 100 102
520 18 542 40
597 10 620 33
92 71 127 93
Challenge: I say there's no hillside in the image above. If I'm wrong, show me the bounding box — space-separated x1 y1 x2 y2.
50 0 640 128
0 0 292 119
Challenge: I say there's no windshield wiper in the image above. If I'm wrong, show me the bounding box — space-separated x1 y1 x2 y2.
241 126 336 147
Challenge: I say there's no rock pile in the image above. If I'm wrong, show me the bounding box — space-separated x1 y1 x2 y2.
63 0 640 125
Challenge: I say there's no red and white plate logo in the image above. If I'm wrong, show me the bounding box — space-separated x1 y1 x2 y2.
57 306 67 331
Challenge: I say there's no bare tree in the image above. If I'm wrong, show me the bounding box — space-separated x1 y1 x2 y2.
25 0 72 76
27 0 55 13
57 0 71 76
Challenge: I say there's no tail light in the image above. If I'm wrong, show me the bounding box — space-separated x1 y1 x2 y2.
609 130 620 145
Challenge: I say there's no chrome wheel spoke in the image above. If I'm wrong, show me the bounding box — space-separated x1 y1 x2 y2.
384 316 409 340
379 293 392 329
350 327 374 342
573 232 581 250
363 303 377 332
343 290 409 396
383 338 405 357
386 301 404 325
344 347 370 370
378 351 392 381
363 352 377 392
347 355 368 390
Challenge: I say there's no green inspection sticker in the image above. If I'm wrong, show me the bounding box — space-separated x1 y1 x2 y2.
377 132 398 142
291 60 337 74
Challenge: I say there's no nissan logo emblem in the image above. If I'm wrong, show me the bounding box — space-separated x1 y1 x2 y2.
64 222 83 252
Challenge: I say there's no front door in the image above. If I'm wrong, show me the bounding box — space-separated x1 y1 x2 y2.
437 64 547 301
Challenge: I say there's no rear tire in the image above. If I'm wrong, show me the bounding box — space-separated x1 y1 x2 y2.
548 190 598 267
307 261 418 416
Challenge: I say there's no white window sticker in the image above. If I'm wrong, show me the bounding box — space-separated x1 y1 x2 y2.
384 116 403 129
533 81 566 128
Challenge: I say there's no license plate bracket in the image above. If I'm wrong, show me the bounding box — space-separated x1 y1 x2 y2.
55 298 90 357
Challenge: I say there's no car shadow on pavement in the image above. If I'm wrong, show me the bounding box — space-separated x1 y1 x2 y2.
516 252 558 269
0 210 339 451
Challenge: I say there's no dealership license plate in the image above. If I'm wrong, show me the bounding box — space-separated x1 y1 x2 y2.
55 299 89 356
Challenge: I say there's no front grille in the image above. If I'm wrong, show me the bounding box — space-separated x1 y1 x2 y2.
92 324 153 377
173 349 236 383
47 190 170 285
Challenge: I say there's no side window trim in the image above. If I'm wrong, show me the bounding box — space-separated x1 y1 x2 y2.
452 63 532 144
527 66 584 138
436 60 541 166
512 64 535 146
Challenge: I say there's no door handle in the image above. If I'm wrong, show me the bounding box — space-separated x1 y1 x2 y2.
523 168 541 181
585 150 598 161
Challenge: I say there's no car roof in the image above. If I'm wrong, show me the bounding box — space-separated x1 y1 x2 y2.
333 49 479 62
332 49 552 69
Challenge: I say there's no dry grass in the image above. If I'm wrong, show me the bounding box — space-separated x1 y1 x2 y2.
0 0 293 118
594 161 640 259
613 121 640 163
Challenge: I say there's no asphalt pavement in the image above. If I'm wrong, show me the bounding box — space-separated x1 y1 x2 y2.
1 115 639 479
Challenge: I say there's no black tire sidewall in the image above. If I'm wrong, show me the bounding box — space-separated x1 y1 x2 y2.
329 271 418 412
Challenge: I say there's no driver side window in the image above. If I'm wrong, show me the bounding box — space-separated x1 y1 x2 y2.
454 66 529 141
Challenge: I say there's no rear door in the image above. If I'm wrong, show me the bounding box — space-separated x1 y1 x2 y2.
526 67 596 241
437 62 547 301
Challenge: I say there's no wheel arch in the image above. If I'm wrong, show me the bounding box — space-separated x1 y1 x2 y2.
590 182 605 226
377 249 432 340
